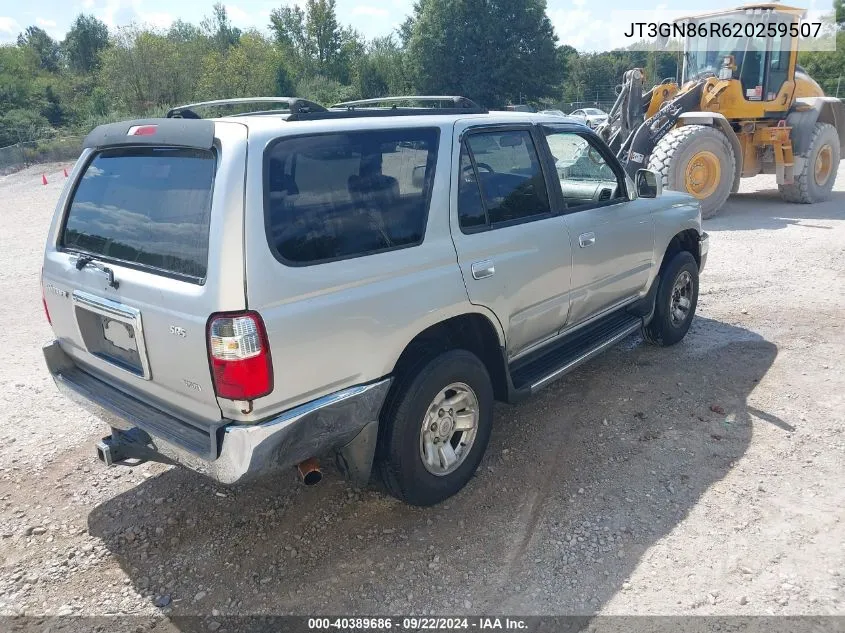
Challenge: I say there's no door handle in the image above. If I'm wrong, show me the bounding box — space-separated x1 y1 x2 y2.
471 260 495 280
578 232 596 248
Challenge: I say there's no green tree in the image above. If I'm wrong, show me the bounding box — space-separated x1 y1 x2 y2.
167 20 205 44
201 3 242 53
41 84 66 126
269 5 309 52
799 31 845 96
557 44 577 79
404 0 560 107
198 31 288 99
62 14 109 74
100 26 198 111
0 46 44 143
0 109 52 146
561 51 636 106
17 26 60 72
306 0 341 73
296 74 355 104
269 4 310 79
355 36 411 98
269 0 363 83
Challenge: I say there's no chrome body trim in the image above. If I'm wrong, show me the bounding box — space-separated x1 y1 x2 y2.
71 290 153 380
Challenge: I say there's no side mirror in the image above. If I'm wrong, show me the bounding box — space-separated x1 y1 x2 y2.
636 169 661 198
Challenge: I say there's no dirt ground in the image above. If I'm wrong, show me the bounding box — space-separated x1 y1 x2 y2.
0 162 843 623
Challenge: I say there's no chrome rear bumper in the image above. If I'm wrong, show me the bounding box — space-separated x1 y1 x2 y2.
43 341 391 484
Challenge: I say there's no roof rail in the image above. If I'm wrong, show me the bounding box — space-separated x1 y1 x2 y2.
166 97 327 119
332 96 486 112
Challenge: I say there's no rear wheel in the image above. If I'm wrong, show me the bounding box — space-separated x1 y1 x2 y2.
779 122 840 204
378 350 493 506
649 125 736 219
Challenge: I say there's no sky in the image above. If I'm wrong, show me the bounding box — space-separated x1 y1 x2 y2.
0 0 835 53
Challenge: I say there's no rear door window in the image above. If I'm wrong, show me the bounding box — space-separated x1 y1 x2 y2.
61 147 216 281
264 128 439 265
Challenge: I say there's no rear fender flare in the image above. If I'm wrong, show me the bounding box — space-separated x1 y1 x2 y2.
788 98 845 156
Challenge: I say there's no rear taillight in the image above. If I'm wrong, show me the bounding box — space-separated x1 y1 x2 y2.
207 312 273 400
41 270 51 325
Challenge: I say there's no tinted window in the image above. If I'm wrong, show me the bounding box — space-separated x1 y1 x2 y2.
464 129 550 226
457 143 487 230
543 128 623 208
265 128 438 265
62 148 215 280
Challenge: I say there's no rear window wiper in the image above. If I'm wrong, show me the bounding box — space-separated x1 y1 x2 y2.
74 254 94 270
71 254 120 289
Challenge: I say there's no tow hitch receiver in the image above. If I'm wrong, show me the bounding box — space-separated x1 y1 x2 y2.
96 427 176 468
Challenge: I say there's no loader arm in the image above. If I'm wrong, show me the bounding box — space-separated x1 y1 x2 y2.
598 69 706 178
616 83 706 179
601 69 647 154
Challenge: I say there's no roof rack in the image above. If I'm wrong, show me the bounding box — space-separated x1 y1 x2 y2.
332 95 486 112
166 97 327 119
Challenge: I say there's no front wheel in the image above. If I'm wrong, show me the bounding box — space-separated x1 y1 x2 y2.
642 250 699 346
377 350 493 506
648 125 736 219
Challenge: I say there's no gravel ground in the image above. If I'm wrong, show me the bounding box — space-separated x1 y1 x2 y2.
0 162 843 621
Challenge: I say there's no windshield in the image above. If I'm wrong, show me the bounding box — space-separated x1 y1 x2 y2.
683 16 739 81
584 109 605 115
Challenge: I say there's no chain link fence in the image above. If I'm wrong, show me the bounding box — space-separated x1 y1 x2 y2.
0 136 83 176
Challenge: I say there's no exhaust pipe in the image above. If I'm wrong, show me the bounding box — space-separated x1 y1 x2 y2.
297 457 322 486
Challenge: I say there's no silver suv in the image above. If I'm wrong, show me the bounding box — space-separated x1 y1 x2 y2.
42 96 709 506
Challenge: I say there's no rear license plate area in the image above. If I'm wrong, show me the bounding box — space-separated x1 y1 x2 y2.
72 291 151 379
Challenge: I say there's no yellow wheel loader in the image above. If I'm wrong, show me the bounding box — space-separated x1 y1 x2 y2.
599 3 844 218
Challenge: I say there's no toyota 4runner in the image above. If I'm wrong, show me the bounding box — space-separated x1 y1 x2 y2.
42 96 709 506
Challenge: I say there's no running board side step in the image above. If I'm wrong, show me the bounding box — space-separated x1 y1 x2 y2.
509 312 642 393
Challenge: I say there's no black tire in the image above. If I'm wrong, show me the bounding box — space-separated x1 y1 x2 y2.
648 125 736 220
778 122 840 204
377 349 493 506
642 251 699 347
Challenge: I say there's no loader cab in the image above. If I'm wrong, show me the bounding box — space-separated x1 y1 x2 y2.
679 4 803 108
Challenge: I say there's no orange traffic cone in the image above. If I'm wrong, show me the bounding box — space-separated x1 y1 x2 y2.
63 167 68 178
42 174 48 185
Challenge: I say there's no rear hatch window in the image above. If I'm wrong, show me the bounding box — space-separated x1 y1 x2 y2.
61 147 216 282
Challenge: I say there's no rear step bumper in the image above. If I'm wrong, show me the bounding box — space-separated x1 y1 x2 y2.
43 341 391 484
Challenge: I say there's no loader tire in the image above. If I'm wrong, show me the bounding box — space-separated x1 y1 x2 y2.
648 125 736 220
779 122 839 204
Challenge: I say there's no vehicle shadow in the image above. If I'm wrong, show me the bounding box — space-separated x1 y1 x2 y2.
711 187 845 231
87 316 777 619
